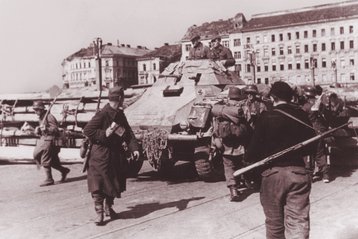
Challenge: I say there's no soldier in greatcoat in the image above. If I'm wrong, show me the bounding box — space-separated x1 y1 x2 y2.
32 100 70 187
83 86 139 225
208 35 235 68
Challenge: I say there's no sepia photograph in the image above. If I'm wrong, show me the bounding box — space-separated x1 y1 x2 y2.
0 0 358 238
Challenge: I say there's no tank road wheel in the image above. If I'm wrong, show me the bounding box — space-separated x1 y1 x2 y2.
194 151 224 182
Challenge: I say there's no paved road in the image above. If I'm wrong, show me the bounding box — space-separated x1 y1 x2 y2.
0 159 357 239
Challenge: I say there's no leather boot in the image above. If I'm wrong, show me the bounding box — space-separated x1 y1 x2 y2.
40 167 54 187
94 204 104 226
229 186 240 202
60 167 70 182
104 204 117 219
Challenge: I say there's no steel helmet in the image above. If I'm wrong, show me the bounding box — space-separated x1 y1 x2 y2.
303 85 316 98
32 101 45 110
244 85 259 94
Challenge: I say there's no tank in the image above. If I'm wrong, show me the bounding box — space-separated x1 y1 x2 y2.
125 59 245 180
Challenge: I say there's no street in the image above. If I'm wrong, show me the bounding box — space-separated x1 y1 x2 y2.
0 156 358 239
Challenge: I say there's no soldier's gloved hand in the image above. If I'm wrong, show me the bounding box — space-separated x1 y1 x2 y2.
132 151 140 161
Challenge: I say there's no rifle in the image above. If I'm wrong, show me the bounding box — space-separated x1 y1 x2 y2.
233 122 351 178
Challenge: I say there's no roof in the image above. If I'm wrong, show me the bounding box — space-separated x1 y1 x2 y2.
65 43 151 61
181 13 245 42
139 44 182 61
243 1 358 31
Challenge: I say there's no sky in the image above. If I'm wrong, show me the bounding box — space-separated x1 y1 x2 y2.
0 0 344 93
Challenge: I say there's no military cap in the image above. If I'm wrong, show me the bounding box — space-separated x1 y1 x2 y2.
244 85 259 94
108 86 124 102
269 81 293 102
303 85 316 98
190 34 200 42
32 100 45 110
228 87 242 100
211 35 221 42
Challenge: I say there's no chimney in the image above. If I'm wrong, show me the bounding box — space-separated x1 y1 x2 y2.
126 44 131 48
164 43 169 46
137 45 142 49
121 44 125 47
117 40 120 46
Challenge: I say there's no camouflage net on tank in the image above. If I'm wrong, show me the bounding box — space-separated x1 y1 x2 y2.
142 128 169 170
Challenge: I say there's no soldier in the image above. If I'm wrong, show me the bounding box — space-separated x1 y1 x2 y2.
241 85 267 129
188 34 210 60
209 35 235 68
32 101 70 187
245 81 316 238
83 86 140 226
300 85 331 183
212 87 252 201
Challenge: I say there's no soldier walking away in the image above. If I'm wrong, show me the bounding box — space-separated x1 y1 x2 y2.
83 86 140 226
208 35 235 68
188 34 210 60
245 82 316 238
211 87 252 201
32 101 70 187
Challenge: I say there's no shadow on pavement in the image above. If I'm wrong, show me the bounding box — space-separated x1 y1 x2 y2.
116 196 205 219
328 166 357 182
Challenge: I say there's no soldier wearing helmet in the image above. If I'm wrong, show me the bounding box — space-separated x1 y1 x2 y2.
208 35 235 68
188 34 210 60
299 85 331 183
211 87 252 201
240 85 267 129
32 100 70 187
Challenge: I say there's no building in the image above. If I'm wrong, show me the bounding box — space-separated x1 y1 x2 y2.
137 43 182 85
62 42 150 89
181 1 358 86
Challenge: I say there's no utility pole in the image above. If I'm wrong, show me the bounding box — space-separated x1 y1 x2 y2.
331 59 338 84
93 37 103 91
310 57 317 86
249 49 256 84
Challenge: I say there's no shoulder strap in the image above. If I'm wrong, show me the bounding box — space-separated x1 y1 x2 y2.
274 109 315 131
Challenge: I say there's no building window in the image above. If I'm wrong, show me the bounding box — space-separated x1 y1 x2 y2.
264 64 268 71
340 41 344 50
246 64 251 73
234 51 241 59
265 78 269 84
257 65 261 72
312 29 317 38
246 37 251 44
340 26 344 34
287 46 292 54
263 35 268 43
322 58 327 68
233 38 241 46
340 57 345 67
271 48 276 56
321 43 326 51
350 58 355 66
222 40 229 48
143 64 147 71
287 32 291 40
288 63 292 70
185 44 191 51
257 78 261 84
279 33 283 41
304 45 309 53
331 42 335 51
313 44 317 52
350 40 354 49
296 31 300 39
349 25 354 33
272 64 276 71
330 27 335 36
304 30 308 38
296 62 301 70
264 48 269 57
279 46 284 55
350 73 355 81
280 63 284 71
304 59 309 69
153 63 156 70
256 36 260 44
321 28 326 37
296 45 300 54
271 34 275 42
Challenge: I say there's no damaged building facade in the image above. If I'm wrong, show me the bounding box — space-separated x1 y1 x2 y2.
181 1 358 86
